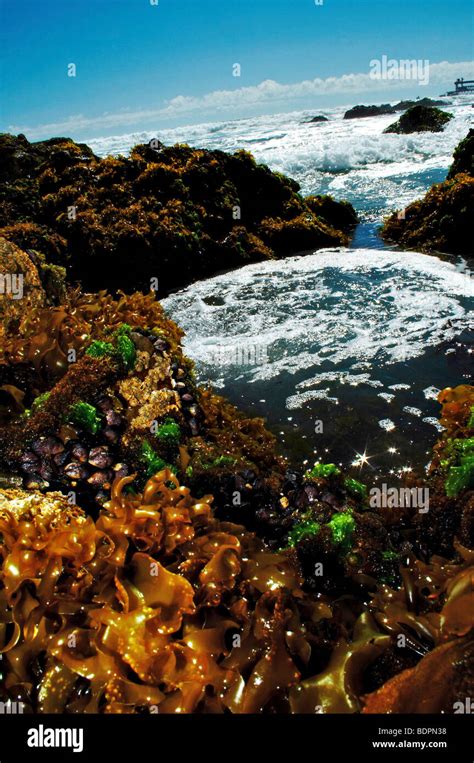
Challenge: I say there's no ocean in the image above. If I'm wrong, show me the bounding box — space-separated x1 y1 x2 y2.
89 97 474 478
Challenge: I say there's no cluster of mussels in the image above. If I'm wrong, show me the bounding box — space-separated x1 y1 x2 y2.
12 327 204 511
0 243 473 714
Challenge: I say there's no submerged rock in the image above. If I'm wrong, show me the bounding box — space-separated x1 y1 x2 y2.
383 105 453 134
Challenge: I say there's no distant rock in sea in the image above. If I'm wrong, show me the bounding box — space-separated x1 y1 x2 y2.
392 97 449 111
343 104 395 119
303 115 329 123
383 105 453 134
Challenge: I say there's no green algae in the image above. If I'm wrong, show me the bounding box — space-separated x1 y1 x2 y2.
287 519 321 548
31 391 50 412
381 550 398 562
204 455 237 469
67 401 102 435
154 417 181 447
115 334 136 370
305 462 341 480
86 340 115 358
328 511 356 551
85 325 136 369
140 440 168 478
445 458 474 496
344 477 367 500
442 437 474 496
468 406 474 429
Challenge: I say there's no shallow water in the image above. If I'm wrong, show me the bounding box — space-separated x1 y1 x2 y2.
91 97 474 476
163 250 473 477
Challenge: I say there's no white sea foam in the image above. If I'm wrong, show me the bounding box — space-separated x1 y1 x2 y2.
163 249 473 408
87 98 473 219
379 419 396 432
422 416 446 432
403 406 423 417
423 386 441 400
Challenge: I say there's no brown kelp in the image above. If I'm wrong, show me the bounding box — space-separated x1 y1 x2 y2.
0 471 331 713
0 280 284 515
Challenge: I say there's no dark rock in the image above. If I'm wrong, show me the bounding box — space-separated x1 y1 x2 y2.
304 115 329 123
130 331 155 354
344 104 396 119
447 128 474 178
88 446 113 469
0 133 357 295
393 97 449 111
87 470 113 487
70 442 88 462
32 436 64 457
384 105 453 134
381 131 474 254
103 426 119 444
105 410 122 427
64 462 89 481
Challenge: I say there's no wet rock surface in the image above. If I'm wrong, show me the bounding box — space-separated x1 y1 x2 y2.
384 105 453 134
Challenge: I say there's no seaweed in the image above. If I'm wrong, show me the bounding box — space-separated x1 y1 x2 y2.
67 401 102 435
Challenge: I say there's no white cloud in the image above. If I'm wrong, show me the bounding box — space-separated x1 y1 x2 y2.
9 60 474 139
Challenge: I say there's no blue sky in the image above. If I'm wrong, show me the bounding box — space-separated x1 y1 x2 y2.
1 0 473 140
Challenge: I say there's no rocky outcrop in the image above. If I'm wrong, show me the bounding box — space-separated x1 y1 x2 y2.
447 128 474 178
0 133 357 295
304 115 329 123
384 105 453 134
381 130 474 254
344 104 395 119
392 97 449 111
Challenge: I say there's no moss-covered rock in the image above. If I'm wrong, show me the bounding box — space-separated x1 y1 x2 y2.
384 105 453 134
0 134 357 295
381 173 474 254
447 128 474 178
381 130 474 255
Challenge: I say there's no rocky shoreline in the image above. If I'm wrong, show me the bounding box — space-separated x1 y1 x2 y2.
0 127 472 714
0 133 357 296
381 128 474 255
